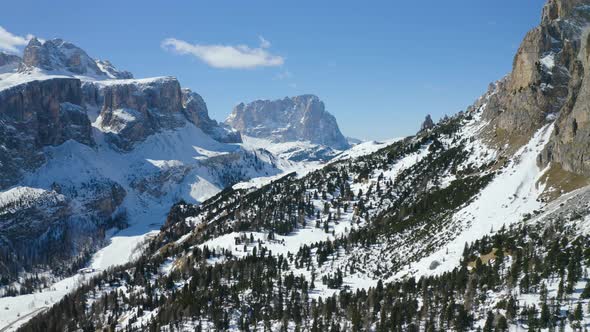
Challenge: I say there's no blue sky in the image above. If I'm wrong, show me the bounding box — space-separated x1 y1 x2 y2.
1 0 546 140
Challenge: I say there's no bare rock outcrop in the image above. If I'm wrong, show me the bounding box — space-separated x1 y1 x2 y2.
419 114 435 132
88 77 241 150
92 77 185 150
21 38 132 79
226 94 349 150
0 78 93 189
182 89 241 143
473 0 590 176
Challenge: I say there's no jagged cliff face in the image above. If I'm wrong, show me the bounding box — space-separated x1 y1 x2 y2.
541 0 590 176
82 77 241 150
182 89 242 143
226 95 350 150
481 1 578 145
22 38 132 79
0 38 262 285
478 0 590 177
0 78 93 189
91 77 186 150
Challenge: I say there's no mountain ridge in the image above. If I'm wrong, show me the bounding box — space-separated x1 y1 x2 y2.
8 0 590 331
0 37 310 302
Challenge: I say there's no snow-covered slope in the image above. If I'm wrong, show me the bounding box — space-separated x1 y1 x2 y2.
0 36 368 330
0 125 285 331
0 123 376 331
396 123 554 279
11 74 589 332
17 98 577 331
240 135 343 162
0 39 286 296
13 1 590 330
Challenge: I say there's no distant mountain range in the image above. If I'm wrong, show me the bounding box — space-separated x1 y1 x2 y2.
0 37 354 303
8 0 590 331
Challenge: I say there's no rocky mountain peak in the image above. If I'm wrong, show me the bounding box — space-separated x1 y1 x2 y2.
21 38 132 79
226 94 350 150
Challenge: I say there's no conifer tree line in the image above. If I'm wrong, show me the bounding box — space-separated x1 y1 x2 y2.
20 217 590 331
20 111 590 331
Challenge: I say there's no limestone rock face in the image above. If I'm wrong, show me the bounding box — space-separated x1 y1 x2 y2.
88 77 241 150
93 77 185 150
542 0 587 23
474 0 590 177
466 0 590 177
536 0 590 176
508 26 552 92
541 37 590 174
0 78 93 189
182 89 241 143
21 38 132 79
226 95 349 150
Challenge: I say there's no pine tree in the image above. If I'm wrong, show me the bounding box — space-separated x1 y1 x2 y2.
483 311 494 332
496 315 508 332
581 282 590 299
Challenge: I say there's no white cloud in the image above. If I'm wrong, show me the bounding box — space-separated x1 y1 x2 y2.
0 26 32 53
161 37 284 69
258 36 271 49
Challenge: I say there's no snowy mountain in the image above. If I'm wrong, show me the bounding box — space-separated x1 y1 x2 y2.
9 0 590 331
11 1 590 331
0 37 303 304
21 37 132 79
0 52 20 73
226 95 350 161
12 101 562 332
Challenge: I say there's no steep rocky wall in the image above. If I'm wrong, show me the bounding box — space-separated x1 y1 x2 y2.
182 89 241 143
476 0 590 177
226 94 349 150
94 77 185 150
542 26 590 176
90 78 241 150
481 14 574 146
0 78 93 189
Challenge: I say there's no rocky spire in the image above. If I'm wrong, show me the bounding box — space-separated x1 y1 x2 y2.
419 114 434 132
